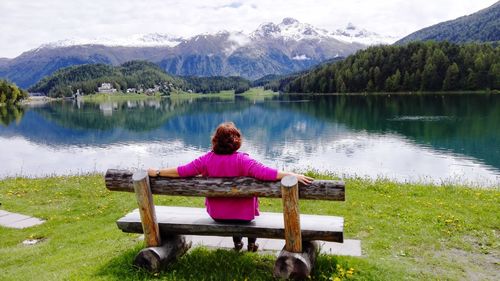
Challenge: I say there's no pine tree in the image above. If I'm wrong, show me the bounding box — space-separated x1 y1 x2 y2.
384 69 401 92
421 61 438 90
442 63 460 90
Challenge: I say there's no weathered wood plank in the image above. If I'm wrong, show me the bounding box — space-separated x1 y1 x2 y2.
117 206 344 242
105 169 345 201
281 175 302 252
132 171 161 247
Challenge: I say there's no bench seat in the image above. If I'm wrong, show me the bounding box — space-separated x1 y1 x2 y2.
117 206 344 243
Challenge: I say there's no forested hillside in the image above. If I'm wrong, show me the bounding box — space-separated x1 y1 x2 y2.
282 42 499 93
29 61 184 97
29 61 252 97
396 1 500 44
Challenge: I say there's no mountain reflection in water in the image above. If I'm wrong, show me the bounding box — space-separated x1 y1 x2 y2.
0 93 498 186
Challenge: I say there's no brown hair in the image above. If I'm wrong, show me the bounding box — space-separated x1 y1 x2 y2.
211 122 242 155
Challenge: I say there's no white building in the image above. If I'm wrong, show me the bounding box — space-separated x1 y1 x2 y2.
98 83 117 93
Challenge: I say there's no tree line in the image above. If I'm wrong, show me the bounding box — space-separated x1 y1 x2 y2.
0 80 27 126
183 76 250 94
280 41 499 93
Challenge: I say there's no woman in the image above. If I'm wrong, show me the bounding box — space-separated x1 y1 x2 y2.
148 122 313 252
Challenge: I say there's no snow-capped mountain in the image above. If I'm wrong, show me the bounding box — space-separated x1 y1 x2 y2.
40 33 184 49
0 18 395 88
246 18 396 45
39 18 392 49
251 17 331 41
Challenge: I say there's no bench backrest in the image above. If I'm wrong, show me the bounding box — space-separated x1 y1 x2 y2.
105 169 345 201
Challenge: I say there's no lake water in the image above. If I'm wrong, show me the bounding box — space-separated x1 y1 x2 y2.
0 93 499 186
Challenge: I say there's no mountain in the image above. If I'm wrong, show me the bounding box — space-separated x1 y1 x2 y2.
39 33 184 48
0 45 171 90
396 2 500 44
0 18 393 89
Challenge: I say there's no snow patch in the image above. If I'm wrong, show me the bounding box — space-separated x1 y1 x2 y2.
292 54 310 60
331 23 398 45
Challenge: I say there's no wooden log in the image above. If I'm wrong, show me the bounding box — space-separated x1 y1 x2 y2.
105 169 345 201
133 170 161 247
281 175 301 253
133 235 191 273
273 241 318 280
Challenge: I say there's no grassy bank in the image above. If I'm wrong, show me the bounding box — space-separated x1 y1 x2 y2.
169 87 278 100
82 87 278 102
0 174 498 280
82 92 163 102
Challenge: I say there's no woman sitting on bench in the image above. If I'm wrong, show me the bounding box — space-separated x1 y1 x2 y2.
148 122 313 252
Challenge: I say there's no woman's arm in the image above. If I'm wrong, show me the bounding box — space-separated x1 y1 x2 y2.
277 171 314 185
147 167 180 178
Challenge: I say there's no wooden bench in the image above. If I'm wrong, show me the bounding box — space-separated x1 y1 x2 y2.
105 169 345 279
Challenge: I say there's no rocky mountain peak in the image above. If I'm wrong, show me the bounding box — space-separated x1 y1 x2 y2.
251 18 330 41
281 17 300 25
253 22 281 37
346 22 356 30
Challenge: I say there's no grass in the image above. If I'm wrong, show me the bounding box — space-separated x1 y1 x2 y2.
237 87 278 100
169 87 278 101
82 92 162 102
169 89 236 100
82 88 278 102
0 173 498 280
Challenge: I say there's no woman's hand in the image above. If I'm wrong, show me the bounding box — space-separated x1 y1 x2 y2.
293 173 314 185
277 171 314 185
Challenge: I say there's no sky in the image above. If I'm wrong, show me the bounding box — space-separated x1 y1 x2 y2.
0 0 497 58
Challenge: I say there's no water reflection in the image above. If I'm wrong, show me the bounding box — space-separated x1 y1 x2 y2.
0 104 24 126
0 94 498 186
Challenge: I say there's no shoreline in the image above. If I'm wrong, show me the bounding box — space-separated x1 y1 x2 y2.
1 171 498 189
18 89 497 105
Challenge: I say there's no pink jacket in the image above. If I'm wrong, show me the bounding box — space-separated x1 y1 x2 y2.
177 151 278 220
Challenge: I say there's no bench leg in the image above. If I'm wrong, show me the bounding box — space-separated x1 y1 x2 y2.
133 235 192 272
273 241 318 280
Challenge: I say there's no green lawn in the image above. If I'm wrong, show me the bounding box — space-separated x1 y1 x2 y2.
0 174 498 280
82 92 163 102
82 87 278 102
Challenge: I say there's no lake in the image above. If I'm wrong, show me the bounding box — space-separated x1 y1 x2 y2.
0 93 499 186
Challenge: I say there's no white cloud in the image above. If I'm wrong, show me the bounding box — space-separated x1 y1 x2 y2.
0 0 497 58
